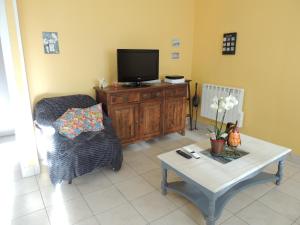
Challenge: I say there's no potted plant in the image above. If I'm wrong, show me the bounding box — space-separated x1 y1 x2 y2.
209 95 239 154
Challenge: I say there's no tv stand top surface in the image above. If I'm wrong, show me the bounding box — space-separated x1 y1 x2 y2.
122 83 151 88
94 82 187 94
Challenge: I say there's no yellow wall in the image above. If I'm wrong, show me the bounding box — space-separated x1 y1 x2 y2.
17 0 195 104
192 0 300 154
14 0 300 153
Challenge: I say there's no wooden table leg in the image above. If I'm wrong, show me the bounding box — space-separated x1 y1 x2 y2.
161 165 168 195
276 160 285 185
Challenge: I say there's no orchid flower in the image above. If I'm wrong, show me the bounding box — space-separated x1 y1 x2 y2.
209 95 239 140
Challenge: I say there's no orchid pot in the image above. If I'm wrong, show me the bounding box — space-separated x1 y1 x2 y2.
210 139 225 154
208 94 239 154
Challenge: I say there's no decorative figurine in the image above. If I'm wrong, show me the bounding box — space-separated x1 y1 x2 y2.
226 121 241 147
99 78 108 89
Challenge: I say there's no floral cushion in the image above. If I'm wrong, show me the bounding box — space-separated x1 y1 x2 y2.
74 103 104 132
54 104 104 139
54 108 84 139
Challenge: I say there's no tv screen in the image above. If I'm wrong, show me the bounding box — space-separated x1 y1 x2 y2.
117 49 159 83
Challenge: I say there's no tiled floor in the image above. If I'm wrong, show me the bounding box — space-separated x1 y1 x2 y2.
1 129 300 225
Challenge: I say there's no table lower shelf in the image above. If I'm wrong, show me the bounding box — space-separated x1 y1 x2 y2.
165 172 277 220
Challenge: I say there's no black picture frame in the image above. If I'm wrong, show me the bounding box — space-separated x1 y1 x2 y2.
222 32 237 55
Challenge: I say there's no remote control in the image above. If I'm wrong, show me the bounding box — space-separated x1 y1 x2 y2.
190 152 201 159
182 147 201 159
176 150 192 159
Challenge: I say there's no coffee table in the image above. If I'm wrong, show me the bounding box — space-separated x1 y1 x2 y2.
158 134 291 225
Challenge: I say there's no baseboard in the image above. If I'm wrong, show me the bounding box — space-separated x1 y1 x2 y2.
20 164 40 177
185 118 211 132
0 129 15 137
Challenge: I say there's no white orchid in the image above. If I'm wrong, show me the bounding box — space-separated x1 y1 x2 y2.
209 95 239 140
225 95 238 108
210 95 238 111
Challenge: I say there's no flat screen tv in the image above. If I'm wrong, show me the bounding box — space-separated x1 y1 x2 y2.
117 49 159 86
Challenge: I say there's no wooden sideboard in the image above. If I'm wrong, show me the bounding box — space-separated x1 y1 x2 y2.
94 82 187 144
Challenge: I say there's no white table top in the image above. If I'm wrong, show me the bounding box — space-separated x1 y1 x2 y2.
158 134 291 193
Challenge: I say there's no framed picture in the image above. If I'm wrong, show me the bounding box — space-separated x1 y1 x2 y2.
222 32 237 55
43 32 59 54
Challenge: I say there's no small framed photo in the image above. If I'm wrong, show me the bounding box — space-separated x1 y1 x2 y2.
171 52 180 60
222 32 237 55
172 38 181 48
43 32 59 54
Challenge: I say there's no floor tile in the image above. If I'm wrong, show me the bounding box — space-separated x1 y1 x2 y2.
11 209 50 225
177 137 197 146
39 163 49 175
147 153 163 165
179 202 205 225
150 209 198 225
126 154 159 174
216 210 234 225
123 142 152 152
12 164 23 181
184 130 208 142
74 171 112 194
242 182 275 199
259 189 300 221
36 172 52 188
46 197 92 225
13 176 39 196
131 191 177 222
287 154 300 166
146 140 184 154
220 216 247 225
225 192 255 213
290 171 300 183
237 201 292 225
123 149 146 161
84 186 126 214
140 168 163 189
40 183 81 207
141 168 181 190
96 203 147 225
115 176 155 200
102 163 138 184
7 129 299 225
180 202 232 225
74 216 100 225
11 191 44 219
264 161 300 181
276 179 300 201
166 192 189 207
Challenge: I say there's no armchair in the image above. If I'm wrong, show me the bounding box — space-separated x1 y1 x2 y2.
34 94 123 184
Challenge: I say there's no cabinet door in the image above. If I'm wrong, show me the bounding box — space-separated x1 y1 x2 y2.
140 100 163 139
110 104 139 144
164 97 186 134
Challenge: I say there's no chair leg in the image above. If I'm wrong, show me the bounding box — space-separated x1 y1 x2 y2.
68 179 72 184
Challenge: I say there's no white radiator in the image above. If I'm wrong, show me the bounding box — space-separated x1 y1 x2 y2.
200 84 245 127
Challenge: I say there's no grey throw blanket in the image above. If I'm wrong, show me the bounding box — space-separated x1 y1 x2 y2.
34 95 123 184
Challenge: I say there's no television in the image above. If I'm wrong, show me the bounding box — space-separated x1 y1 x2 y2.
117 49 159 86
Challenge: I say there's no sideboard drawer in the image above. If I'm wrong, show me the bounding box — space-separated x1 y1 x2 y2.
165 87 186 97
128 92 140 102
141 90 163 101
110 92 140 105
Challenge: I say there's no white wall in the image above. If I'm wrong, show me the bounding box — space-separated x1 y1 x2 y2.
0 40 13 136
